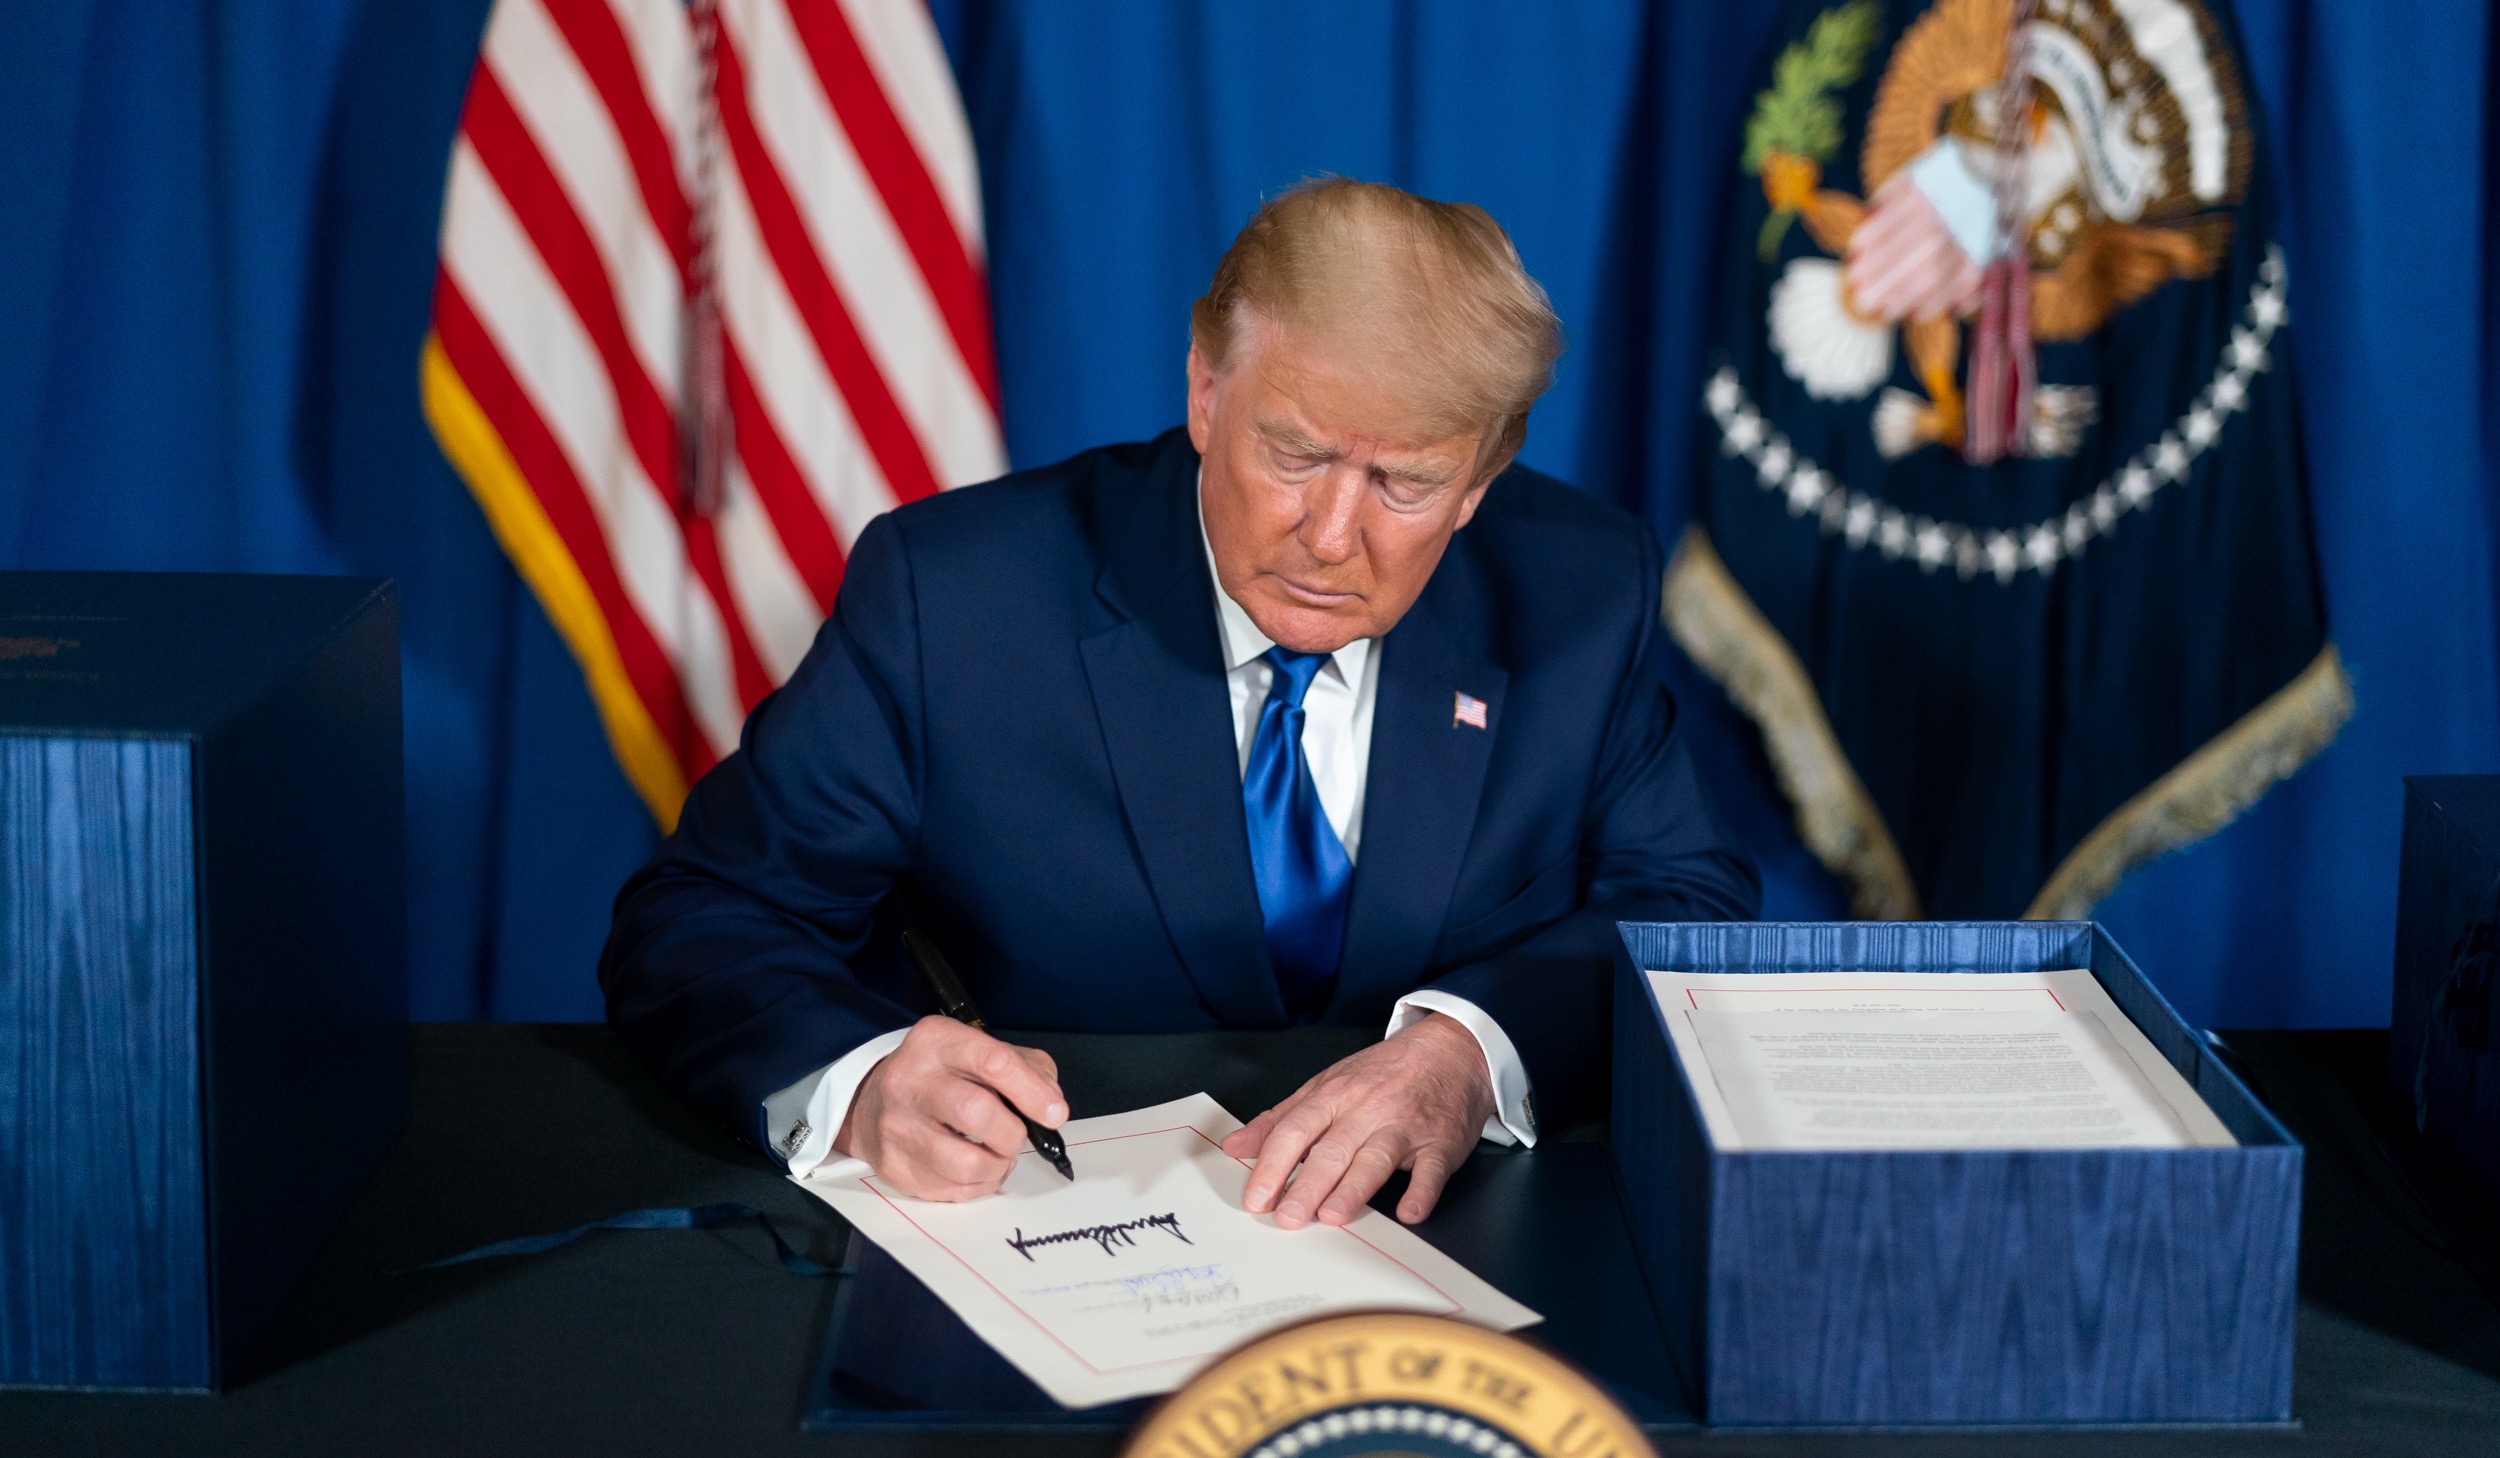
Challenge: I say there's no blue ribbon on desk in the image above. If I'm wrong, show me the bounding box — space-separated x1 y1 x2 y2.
399 1203 837 1277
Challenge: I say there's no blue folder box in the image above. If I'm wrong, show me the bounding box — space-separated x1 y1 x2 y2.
1610 921 2300 1428
2387 776 2500 1266
0 573 406 1392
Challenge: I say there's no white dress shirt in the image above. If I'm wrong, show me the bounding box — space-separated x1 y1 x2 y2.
760 481 1540 1174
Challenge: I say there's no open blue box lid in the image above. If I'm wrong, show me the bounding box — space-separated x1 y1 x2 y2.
1610 920 2302 1429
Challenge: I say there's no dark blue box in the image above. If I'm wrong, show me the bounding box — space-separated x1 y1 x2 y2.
0 573 406 1392
2388 776 2500 1269
1611 921 2300 1428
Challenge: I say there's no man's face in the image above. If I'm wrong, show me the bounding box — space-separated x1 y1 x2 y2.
1188 319 1496 654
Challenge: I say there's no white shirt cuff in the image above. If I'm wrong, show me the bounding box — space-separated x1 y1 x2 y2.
1387 991 1538 1147
760 1028 912 1176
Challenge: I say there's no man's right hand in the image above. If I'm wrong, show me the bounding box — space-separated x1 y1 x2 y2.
832 1016 1067 1201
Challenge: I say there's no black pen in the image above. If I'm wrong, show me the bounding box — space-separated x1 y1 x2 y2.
902 930 1074 1181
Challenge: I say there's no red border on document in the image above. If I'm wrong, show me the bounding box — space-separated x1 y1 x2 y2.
1684 985 2069 1012
860 1122 1465 1378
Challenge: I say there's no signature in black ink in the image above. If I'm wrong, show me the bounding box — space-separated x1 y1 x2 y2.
1005 1212 1193 1262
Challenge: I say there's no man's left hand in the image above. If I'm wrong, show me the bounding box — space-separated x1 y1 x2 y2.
1219 1012 1495 1229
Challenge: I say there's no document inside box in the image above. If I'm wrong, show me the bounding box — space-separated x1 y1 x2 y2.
1647 970 2238 1151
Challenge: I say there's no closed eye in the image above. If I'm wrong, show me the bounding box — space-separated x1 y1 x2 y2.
1374 469 1455 511
1267 446 1330 477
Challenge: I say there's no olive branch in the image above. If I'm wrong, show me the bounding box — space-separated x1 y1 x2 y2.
1743 0 1881 260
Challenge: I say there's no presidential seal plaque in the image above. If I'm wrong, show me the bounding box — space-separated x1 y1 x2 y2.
1122 1313 1653 1458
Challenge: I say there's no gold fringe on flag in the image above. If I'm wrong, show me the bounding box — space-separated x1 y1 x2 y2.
1661 525 2353 921
1663 529 1922 918
421 334 691 831
2025 644 2353 919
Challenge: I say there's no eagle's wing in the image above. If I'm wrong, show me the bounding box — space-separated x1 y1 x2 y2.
2031 224 2214 341
1802 191 1867 255
1861 0 2007 188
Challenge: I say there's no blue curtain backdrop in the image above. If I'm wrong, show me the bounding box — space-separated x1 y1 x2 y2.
0 0 2490 1027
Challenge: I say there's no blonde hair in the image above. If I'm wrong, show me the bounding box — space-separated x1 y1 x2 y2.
1191 178 1564 468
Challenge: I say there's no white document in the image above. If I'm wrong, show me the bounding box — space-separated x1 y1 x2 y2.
1646 969 2237 1151
795 1093 1541 1407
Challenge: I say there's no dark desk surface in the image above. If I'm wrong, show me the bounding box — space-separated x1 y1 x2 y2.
3 1025 2496 1457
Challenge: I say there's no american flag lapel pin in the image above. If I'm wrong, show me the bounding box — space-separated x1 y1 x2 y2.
1453 692 1489 730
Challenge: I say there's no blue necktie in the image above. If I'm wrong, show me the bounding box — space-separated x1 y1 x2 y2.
1243 647 1352 1023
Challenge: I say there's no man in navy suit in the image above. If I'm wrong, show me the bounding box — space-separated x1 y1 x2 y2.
602 180 1756 1230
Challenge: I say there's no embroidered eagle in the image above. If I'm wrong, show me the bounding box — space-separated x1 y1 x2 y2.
1750 0 2252 460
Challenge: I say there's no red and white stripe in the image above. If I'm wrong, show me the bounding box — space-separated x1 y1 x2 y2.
428 0 1002 819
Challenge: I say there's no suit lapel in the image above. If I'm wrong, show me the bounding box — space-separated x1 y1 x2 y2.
1079 437 1288 1028
1330 556 1506 1019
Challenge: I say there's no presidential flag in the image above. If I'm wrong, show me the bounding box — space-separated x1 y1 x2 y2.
422 0 1003 829
1670 0 2349 918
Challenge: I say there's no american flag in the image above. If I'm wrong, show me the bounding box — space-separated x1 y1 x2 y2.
1453 692 1489 730
422 0 1003 829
